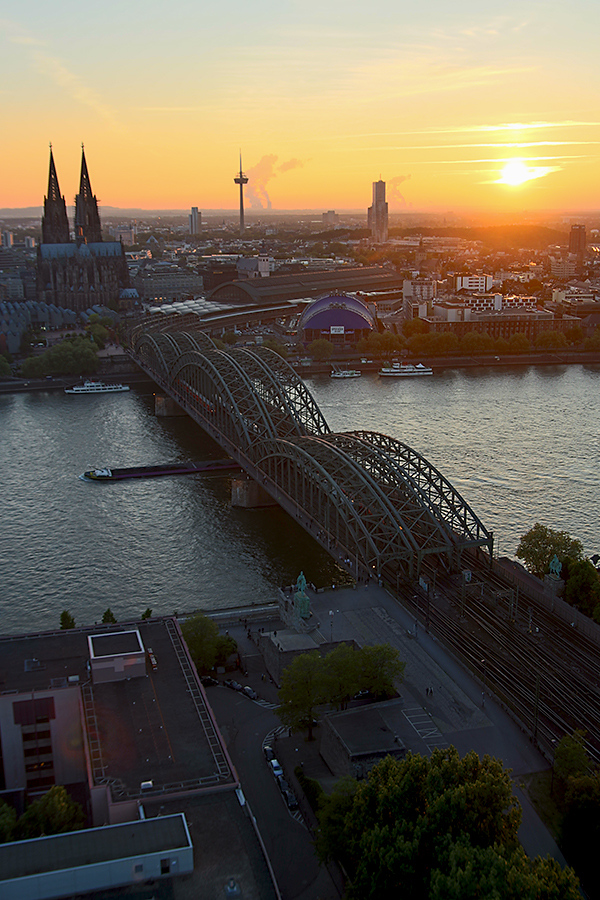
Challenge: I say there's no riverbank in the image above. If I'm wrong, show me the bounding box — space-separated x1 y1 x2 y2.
2 349 599 392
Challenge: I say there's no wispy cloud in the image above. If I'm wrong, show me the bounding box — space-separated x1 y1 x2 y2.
3 19 117 125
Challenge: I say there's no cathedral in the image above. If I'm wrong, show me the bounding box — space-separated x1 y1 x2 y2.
37 147 130 313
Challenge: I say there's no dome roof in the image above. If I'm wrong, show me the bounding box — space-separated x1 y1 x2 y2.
299 293 375 332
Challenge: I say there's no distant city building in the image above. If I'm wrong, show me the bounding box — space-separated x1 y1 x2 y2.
36 146 130 313
236 253 272 279
455 274 493 293
367 180 388 243
109 223 137 245
2 232 14 249
189 206 201 235
550 256 578 279
322 210 339 228
569 224 586 254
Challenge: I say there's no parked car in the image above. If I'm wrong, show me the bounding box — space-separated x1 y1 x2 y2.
277 777 291 793
270 759 283 779
224 679 243 691
263 745 275 761
282 789 298 810
243 686 258 700
201 675 218 687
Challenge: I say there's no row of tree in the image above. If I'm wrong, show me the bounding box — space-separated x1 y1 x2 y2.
308 325 600 362
516 523 600 621
314 749 580 899
277 643 404 740
60 607 153 629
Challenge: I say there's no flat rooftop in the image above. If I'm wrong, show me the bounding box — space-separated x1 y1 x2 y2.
90 631 143 657
0 814 190 880
0 619 236 799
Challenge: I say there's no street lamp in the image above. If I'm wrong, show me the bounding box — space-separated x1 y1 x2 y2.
481 658 486 706
329 610 334 643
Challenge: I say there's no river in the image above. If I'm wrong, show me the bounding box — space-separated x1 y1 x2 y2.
1 363 598 634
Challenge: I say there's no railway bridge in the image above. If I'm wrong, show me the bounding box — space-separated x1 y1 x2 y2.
130 328 493 584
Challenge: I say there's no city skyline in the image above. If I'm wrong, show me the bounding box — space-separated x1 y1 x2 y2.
2 1 600 214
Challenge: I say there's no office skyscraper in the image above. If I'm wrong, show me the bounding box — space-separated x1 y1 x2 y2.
569 224 586 254
367 179 388 243
189 207 200 235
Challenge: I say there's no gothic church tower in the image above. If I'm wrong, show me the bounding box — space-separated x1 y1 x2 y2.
41 146 71 244
75 145 103 244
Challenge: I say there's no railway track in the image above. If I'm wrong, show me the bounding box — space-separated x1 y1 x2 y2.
389 555 600 764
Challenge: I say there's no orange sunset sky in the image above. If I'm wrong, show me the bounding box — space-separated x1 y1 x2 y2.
2 1 600 214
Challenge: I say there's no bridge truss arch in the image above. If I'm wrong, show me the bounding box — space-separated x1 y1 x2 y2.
130 330 493 578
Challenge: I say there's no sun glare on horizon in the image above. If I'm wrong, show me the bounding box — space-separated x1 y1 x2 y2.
499 159 532 186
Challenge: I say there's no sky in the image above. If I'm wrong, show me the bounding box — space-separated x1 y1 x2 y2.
2 0 600 215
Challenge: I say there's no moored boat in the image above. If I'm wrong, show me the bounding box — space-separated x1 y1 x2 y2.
65 380 130 394
378 362 433 377
331 366 362 379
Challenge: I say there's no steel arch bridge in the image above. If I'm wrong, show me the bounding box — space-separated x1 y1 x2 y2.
132 330 493 581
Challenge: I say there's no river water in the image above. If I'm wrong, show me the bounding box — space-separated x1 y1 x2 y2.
1 363 598 635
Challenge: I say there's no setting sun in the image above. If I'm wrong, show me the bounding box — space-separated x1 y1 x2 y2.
499 159 532 186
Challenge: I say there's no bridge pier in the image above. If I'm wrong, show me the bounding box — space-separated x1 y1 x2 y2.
231 477 277 509
154 394 187 417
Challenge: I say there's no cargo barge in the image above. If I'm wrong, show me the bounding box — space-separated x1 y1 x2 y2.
81 459 240 481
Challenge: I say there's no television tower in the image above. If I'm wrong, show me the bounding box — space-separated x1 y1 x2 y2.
234 153 249 235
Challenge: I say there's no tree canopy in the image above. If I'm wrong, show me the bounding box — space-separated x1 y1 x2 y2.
277 643 404 738
180 611 237 674
516 523 583 578
20 335 98 377
15 786 85 840
316 750 579 900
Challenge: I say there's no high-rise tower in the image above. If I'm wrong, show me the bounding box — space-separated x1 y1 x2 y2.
234 154 249 235
75 145 102 245
367 179 388 243
41 145 71 244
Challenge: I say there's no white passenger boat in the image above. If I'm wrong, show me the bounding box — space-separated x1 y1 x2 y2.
64 380 130 394
331 367 362 379
378 362 433 377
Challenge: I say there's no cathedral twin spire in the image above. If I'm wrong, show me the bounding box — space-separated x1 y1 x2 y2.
42 145 102 245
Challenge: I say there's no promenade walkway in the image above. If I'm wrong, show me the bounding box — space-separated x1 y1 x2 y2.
213 579 566 867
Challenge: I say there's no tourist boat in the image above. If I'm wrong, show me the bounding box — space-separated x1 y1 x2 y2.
378 362 433 377
331 366 362 379
65 380 130 394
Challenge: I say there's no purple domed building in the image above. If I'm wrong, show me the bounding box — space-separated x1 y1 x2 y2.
298 293 376 349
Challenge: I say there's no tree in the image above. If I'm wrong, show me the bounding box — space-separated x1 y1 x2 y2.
141 607 153 619
429 842 580 900
262 338 288 358
0 355 11 377
102 607 117 624
358 644 405 699
0 799 17 843
15 786 85 839
316 749 528 899
278 650 324 740
60 610 75 630
20 336 98 378
534 330 568 350
180 611 236 673
508 333 530 353
560 771 600 896
553 729 589 785
308 339 333 361
323 643 361 710
565 559 600 617
516 523 583 578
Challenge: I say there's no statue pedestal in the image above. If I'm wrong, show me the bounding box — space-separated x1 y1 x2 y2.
544 573 564 610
